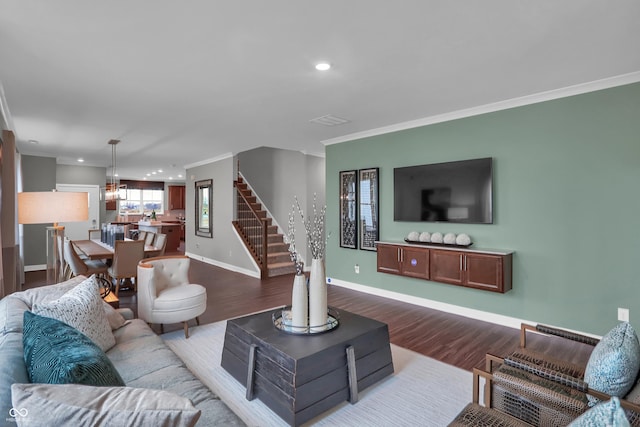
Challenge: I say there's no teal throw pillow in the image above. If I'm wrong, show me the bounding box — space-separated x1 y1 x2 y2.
584 322 640 405
23 311 125 386
568 397 629 426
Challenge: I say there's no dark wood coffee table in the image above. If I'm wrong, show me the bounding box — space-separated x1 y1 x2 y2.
221 307 394 426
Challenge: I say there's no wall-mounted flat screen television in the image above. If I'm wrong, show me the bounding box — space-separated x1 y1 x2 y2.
394 157 493 224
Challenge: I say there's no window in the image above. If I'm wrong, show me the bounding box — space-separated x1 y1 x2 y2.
119 189 164 215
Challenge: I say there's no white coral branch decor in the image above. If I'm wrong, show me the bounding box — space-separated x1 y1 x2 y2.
294 194 329 260
284 208 304 275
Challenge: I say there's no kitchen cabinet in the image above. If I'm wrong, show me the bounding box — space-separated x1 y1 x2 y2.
377 242 512 293
168 185 185 210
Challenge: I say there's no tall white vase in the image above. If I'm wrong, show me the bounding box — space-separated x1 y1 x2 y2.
291 274 308 333
308 258 328 332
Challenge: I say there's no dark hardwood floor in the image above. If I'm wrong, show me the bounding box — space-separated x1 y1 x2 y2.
23 244 593 372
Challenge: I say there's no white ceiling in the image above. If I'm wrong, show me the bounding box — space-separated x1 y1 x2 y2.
2 1 639 181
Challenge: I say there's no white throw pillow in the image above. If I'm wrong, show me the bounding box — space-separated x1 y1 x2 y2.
103 302 127 331
33 276 116 352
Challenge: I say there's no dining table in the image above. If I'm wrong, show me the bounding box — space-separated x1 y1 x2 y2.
73 239 159 260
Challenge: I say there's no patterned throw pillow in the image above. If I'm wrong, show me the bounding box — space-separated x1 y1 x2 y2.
568 397 629 426
33 276 116 351
584 322 640 405
22 311 125 386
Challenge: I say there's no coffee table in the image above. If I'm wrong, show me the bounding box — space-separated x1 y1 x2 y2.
221 307 394 426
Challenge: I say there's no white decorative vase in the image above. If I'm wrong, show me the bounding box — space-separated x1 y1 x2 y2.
308 258 328 332
291 274 308 333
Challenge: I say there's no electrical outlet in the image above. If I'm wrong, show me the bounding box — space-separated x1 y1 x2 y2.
354 264 360 274
618 308 630 322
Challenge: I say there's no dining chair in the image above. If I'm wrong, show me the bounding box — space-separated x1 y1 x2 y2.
145 231 156 247
145 233 167 258
137 230 147 242
108 240 145 296
64 239 109 281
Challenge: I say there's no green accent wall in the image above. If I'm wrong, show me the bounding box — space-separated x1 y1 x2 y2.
326 82 640 336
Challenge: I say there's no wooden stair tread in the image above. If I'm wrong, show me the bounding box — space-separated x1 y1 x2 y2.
235 177 295 278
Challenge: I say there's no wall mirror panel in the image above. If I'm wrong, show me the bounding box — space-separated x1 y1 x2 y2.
339 170 357 249
195 179 213 238
359 168 379 251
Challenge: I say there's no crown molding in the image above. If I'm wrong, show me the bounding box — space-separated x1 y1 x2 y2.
184 152 234 169
322 71 640 146
0 80 14 131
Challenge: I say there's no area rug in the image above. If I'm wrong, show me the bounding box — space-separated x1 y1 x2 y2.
162 320 472 426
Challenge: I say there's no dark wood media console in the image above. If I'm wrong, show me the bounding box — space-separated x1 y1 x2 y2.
377 241 513 293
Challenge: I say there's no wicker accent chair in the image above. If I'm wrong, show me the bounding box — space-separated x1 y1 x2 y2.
483 323 640 426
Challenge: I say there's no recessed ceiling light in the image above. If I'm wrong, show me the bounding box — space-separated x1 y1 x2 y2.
152 171 157 175
168 177 173 180
77 158 84 162
315 62 331 71
178 174 183 178
28 139 39 144
146 173 151 177
158 169 163 173
114 173 119 177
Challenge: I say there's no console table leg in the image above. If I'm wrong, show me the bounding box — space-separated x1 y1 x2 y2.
246 344 257 401
346 345 359 403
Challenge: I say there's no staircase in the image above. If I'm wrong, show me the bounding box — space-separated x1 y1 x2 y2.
232 177 295 278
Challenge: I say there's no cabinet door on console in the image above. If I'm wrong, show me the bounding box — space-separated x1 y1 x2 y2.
465 253 507 292
430 250 464 285
377 244 401 274
401 247 430 280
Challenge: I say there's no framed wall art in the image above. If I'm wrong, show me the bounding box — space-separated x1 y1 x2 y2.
359 168 379 251
339 170 358 249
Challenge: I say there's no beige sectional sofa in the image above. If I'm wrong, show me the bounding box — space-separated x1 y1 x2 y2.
0 275 244 426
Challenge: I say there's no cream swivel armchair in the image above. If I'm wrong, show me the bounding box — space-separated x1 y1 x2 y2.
137 255 206 338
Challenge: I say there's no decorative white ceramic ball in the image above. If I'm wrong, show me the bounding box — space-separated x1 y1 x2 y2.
444 233 457 244
419 232 431 242
407 231 420 241
430 232 443 243
456 233 472 246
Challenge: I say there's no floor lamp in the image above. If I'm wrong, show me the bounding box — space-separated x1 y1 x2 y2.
18 191 89 284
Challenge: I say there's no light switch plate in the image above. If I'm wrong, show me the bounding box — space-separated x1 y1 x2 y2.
618 308 630 322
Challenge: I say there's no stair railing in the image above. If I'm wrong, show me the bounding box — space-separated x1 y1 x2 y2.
233 180 268 278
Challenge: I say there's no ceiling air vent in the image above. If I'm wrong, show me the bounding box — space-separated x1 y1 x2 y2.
309 114 350 126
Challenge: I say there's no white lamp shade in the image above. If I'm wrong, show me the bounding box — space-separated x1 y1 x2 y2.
18 192 89 224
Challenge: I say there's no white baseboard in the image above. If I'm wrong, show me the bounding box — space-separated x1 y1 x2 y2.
326 277 602 338
185 252 261 279
24 264 46 272
327 276 529 330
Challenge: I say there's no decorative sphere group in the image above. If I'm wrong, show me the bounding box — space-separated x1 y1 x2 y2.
406 231 472 246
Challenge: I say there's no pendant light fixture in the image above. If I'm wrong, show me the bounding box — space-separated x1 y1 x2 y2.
106 139 123 201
